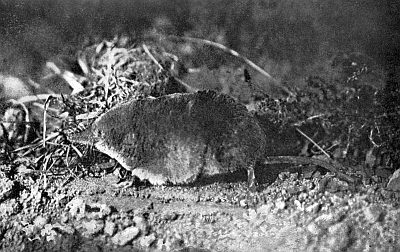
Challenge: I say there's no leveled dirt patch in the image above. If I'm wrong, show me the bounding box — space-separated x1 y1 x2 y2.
1 169 399 251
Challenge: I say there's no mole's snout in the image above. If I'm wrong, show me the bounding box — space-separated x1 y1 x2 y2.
69 125 99 145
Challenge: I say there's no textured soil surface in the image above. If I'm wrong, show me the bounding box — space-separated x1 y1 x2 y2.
1 164 400 252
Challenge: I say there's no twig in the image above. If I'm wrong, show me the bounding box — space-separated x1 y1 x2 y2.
296 128 330 158
43 96 54 148
75 112 100 120
183 37 275 78
70 144 83 158
143 44 164 70
294 114 325 127
104 57 112 109
17 94 63 104
163 35 294 96
173 77 199 93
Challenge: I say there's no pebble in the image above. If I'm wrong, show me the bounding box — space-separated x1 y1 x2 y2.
298 192 308 201
257 203 272 215
326 222 351 250
52 223 75 235
111 226 140 246
248 209 257 221
314 213 337 228
239 199 247 207
104 221 116 236
40 224 59 242
275 200 286 210
162 212 179 221
66 198 86 220
133 215 149 235
306 222 320 235
81 219 104 237
33 215 49 229
294 200 302 210
305 203 321 214
156 238 165 250
60 212 69 223
139 232 157 247
363 205 384 223
86 203 113 219
66 199 113 221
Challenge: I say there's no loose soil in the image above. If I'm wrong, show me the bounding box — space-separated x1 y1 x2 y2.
1 164 399 252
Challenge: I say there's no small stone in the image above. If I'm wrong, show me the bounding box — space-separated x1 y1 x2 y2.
314 213 336 228
41 224 59 242
298 192 308 201
239 199 247 207
133 216 149 235
104 221 116 236
66 198 86 220
306 222 320 235
81 219 104 237
326 222 351 250
257 203 272 215
162 212 179 221
275 200 286 210
33 216 49 229
156 238 165 250
60 212 69 224
294 200 302 210
363 205 384 223
140 233 157 247
305 203 321 214
248 209 257 221
243 209 257 221
52 223 75 235
86 203 113 219
111 226 140 246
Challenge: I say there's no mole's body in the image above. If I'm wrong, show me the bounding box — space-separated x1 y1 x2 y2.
70 90 267 185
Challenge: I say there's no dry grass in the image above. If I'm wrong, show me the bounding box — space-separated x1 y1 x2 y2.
0 36 183 178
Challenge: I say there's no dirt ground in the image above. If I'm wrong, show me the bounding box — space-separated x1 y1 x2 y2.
1 163 400 252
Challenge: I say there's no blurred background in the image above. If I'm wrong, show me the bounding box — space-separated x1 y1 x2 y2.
0 0 399 96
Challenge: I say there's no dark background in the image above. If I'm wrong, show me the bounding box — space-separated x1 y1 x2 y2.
0 0 399 87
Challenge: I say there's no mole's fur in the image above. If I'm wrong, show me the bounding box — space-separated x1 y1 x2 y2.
70 90 267 185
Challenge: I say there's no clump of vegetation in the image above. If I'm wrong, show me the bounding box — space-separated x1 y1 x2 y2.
254 52 396 178
0 36 183 177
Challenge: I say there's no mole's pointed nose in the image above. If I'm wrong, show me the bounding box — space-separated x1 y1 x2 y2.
69 127 99 145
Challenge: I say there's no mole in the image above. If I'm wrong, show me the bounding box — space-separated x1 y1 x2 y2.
69 90 266 186
69 90 355 186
